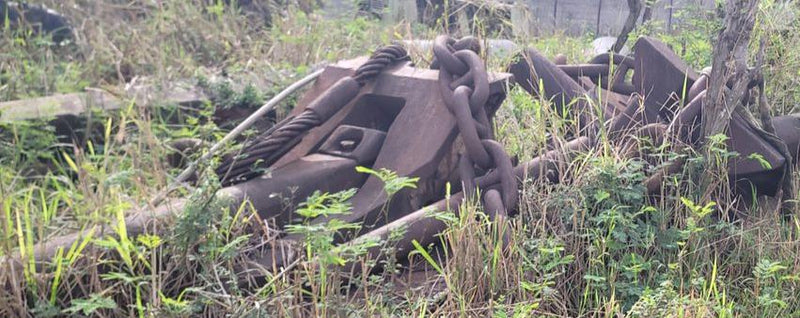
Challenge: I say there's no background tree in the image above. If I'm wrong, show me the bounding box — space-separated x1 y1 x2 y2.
700 0 794 205
613 0 656 53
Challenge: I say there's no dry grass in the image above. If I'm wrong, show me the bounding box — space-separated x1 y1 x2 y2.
2 1 800 317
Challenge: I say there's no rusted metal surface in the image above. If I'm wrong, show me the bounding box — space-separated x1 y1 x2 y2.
631 37 699 121
507 47 590 121
220 153 369 228
774 114 800 160
341 136 592 275
436 38 511 201
432 35 517 246
217 45 409 184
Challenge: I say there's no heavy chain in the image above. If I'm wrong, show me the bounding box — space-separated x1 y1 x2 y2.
432 35 517 243
217 44 408 185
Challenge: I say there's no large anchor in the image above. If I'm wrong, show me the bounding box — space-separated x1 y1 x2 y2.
210 37 515 275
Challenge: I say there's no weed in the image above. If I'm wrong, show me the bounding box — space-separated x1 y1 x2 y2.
2 1 800 317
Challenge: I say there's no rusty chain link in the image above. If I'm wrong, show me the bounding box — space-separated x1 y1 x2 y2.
432 35 517 244
217 44 408 185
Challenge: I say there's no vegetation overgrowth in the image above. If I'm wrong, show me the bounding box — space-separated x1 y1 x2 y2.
2 1 800 316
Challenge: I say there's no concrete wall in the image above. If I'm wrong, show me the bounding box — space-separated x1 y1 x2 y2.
522 0 716 36
373 0 716 36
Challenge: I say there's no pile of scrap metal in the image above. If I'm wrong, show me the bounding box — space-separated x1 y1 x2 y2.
507 36 799 197
11 35 800 288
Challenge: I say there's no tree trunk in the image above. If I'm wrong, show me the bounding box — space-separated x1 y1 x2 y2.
702 0 759 138
642 0 655 23
700 0 760 194
613 0 644 53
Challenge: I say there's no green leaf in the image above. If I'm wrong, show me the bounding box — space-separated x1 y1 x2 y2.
356 166 419 196
64 294 117 315
411 240 443 276
748 152 773 169
594 190 610 203
583 274 607 283
137 234 163 249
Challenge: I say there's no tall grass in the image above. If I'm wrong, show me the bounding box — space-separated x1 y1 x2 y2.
2 0 800 317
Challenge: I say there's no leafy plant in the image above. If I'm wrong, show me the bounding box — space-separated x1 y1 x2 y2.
355 166 420 198
197 77 265 110
63 294 117 316
753 258 791 315
285 188 381 315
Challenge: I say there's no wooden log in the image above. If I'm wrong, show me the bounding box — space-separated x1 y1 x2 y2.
0 84 205 122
